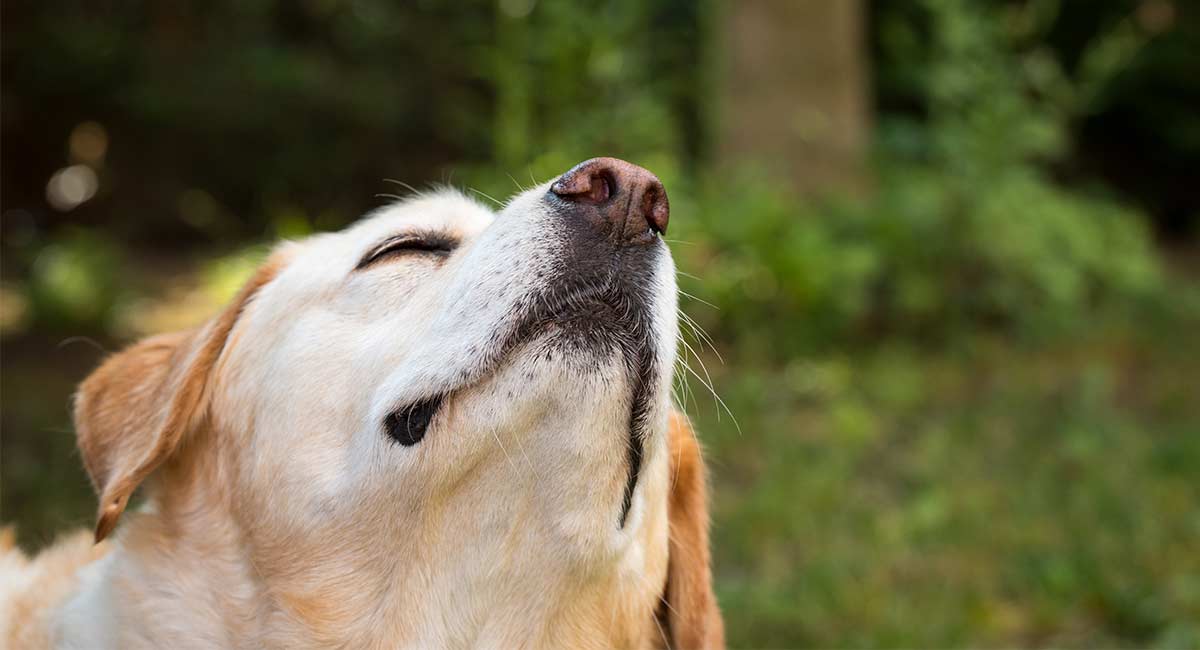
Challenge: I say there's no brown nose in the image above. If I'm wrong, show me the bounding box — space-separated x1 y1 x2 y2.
550 157 669 240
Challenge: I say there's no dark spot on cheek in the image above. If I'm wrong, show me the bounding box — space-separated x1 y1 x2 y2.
384 395 444 446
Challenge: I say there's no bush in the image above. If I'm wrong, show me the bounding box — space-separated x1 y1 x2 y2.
672 163 1160 357
671 0 1162 359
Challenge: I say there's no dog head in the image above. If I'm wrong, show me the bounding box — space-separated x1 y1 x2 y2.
73 158 721 646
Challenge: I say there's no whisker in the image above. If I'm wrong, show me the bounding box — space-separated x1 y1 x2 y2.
56 336 109 354
489 424 521 477
652 605 670 649
506 173 527 193
679 355 741 436
684 319 720 362
677 336 715 410
628 570 683 628
678 290 719 310
382 178 422 195
671 369 693 417
678 309 724 364
468 187 504 207
673 335 699 415
511 428 543 483
665 379 687 494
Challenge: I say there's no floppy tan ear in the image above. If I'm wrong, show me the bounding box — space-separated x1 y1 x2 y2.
74 260 281 542
663 410 725 649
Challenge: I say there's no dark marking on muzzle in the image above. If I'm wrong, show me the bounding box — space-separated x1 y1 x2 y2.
384 394 444 446
620 339 658 527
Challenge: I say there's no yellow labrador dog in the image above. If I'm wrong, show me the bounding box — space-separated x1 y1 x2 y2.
1 158 723 649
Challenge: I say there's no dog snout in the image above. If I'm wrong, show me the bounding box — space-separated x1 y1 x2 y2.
550 157 669 241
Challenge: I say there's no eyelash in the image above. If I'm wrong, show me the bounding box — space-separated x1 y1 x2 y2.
357 235 456 270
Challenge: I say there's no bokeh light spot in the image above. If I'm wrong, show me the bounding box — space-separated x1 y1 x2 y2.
45 165 99 211
499 0 536 19
69 121 108 165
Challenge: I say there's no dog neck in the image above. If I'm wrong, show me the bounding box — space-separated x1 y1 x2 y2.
52 425 673 649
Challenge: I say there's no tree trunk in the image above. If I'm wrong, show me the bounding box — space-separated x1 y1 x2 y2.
717 0 871 196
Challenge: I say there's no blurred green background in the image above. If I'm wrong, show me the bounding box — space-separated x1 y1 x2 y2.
3 0 1199 647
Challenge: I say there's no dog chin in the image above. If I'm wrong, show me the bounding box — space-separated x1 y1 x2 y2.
507 260 675 526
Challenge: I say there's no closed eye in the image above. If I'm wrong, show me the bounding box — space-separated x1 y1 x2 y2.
356 232 458 270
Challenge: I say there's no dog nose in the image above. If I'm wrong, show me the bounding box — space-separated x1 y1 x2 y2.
550 157 669 240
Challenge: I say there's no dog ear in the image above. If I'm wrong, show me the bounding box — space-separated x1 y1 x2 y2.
74 260 281 543
663 410 725 649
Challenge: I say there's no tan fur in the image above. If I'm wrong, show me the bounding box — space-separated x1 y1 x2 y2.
76 259 285 542
3 189 723 649
663 411 725 649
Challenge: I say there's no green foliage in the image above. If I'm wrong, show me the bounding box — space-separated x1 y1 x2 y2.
690 327 1200 648
873 0 1200 236
25 228 124 331
674 162 1160 358
489 0 680 169
672 0 1162 359
661 2 1197 646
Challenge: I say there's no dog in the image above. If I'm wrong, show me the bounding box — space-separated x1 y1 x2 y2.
1 158 723 649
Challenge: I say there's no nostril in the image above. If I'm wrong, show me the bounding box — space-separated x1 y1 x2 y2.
587 171 613 204
648 194 669 235
551 165 614 205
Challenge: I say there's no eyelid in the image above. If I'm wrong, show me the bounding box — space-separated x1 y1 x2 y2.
356 232 457 270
